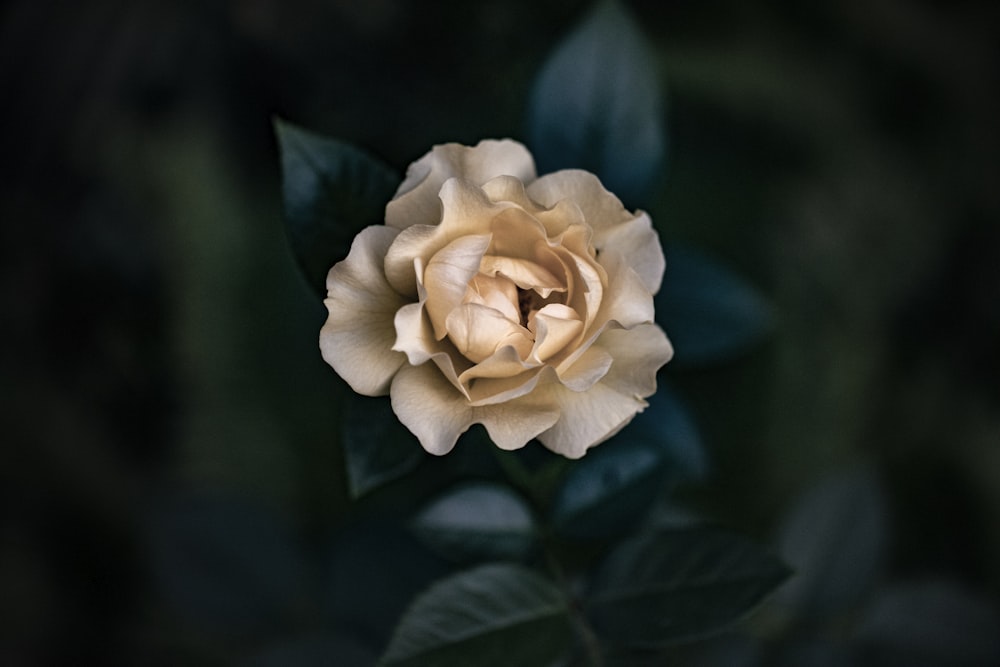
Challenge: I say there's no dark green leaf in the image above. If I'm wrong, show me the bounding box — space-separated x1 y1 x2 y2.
587 525 791 647
146 490 309 638
274 118 400 299
772 467 887 620
527 0 666 207
378 563 572 667
656 243 773 366
550 438 668 539
411 482 537 562
628 386 708 480
343 393 426 498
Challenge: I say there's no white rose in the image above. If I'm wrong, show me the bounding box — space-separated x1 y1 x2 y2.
320 139 673 459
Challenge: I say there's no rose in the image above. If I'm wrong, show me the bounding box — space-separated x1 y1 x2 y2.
320 139 673 458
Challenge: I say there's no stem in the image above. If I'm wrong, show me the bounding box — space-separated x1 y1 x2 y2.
492 447 604 666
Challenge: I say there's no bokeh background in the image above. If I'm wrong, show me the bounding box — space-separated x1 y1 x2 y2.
3 0 999 664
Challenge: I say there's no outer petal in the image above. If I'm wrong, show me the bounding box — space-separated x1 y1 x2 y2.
390 363 475 455
535 381 648 459
386 140 536 230
475 398 561 451
321 225 407 395
528 170 665 294
593 211 664 295
592 247 655 330
597 324 673 399
390 362 560 454
384 178 501 297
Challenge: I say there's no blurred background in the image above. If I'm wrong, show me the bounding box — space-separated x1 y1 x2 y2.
2 0 999 664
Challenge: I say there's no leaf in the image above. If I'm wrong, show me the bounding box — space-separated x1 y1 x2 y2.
655 243 773 366
274 118 400 299
587 525 791 647
342 393 426 498
550 437 668 539
146 489 310 638
527 0 666 207
628 386 708 480
854 580 1000 667
771 467 888 620
378 563 572 667
411 482 537 562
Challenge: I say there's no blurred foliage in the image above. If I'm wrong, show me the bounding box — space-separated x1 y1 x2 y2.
2 0 999 664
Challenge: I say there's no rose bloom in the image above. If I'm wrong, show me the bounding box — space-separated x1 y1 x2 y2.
320 139 673 458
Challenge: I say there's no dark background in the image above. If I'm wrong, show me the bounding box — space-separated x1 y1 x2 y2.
2 0 999 664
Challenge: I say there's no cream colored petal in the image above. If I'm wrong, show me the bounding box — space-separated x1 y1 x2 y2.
445 303 533 363
390 363 476 455
464 273 521 323
593 211 664 295
526 169 633 233
596 324 673 399
592 248 655 330
392 301 437 366
476 398 561 451
467 365 552 406
535 381 647 459
384 178 502 296
530 303 584 362
459 344 538 382
480 174 541 210
423 234 493 339
320 226 407 396
480 255 564 297
556 245 605 331
528 170 663 295
555 344 613 392
386 140 536 230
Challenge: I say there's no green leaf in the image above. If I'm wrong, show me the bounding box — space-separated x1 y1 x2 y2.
342 394 426 498
274 118 400 299
527 0 666 207
587 525 791 647
379 563 572 667
550 438 668 539
411 482 537 562
628 386 708 480
656 243 773 366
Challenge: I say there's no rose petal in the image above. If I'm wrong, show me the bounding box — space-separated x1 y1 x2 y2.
526 170 633 233
535 381 648 459
390 363 476 455
391 362 560 454
387 140 536 230
445 303 533 363
480 255 564 297
596 324 673 399
476 397 561 451
593 211 664 295
320 225 407 396
384 179 496 296
592 248 655 329
423 234 493 339
528 170 665 294
554 345 613 392
464 273 521 323
530 303 584 362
